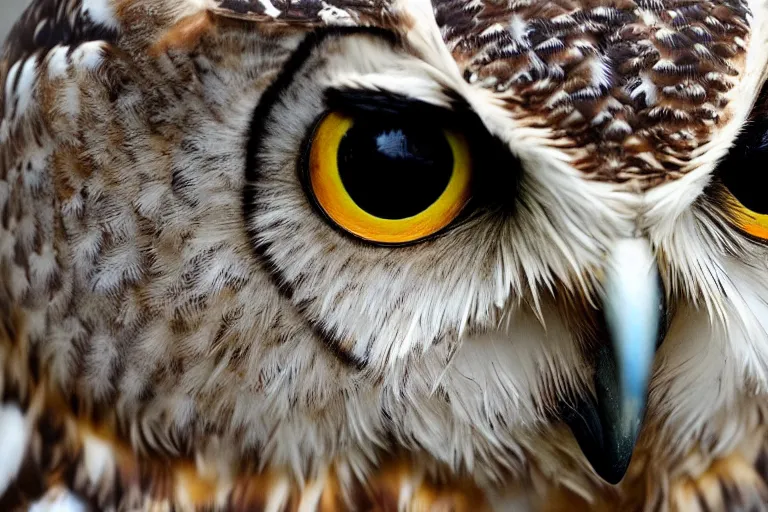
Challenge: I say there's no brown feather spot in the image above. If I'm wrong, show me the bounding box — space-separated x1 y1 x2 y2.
150 12 217 57
175 463 219 507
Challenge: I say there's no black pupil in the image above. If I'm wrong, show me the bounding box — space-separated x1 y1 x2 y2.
721 119 768 214
337 120 454 219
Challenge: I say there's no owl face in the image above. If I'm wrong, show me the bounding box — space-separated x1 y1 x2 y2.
236 0 767 484
243 15 637 477
4 0 768 502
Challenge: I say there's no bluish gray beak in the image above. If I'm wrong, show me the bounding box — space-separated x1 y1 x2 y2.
564 238 664 484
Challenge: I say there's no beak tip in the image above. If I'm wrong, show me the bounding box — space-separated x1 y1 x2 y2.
563 392 638 485
595 458 631 485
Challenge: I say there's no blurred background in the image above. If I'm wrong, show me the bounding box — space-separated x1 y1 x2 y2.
1 0 30 44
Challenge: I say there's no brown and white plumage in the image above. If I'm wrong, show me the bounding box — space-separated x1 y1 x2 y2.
3 0 768 510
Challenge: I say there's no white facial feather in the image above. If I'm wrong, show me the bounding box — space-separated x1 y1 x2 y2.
30 489 87 512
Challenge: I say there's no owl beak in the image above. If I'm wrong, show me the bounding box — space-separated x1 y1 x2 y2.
564 238 664 484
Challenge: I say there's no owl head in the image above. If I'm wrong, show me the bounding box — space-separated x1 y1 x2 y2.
3 0 768 505
230 0 768 485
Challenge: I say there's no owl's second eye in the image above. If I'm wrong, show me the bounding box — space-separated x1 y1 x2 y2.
306 111 472 244
718 118 768 240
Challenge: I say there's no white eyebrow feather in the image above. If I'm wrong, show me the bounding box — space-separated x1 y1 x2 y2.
330 72 457 109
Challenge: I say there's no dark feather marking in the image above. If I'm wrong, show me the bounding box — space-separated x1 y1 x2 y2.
1 0 120 116
756 448 768 484
217 0 387 22
695 490 714 512
243 26 399 370
0 454 47 510
293 298 366 371
2 0 118 66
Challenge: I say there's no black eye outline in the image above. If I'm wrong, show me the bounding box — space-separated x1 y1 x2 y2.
298 88 523 247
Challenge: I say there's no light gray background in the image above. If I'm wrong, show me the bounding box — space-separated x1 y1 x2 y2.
1 0 31 44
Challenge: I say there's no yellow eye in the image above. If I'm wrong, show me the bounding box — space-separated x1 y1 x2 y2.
717 118 768 240
718 134 768 239
306 111 472 244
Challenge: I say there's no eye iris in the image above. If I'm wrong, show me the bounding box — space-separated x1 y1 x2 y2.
337 122 453 219
306 110 473 245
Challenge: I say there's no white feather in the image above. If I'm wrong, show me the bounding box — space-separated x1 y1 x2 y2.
0 404 28 497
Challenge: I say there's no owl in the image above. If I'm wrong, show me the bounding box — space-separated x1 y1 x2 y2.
1 0 768 510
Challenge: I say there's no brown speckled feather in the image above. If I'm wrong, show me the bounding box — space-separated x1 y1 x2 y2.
0 1 494 509
438 0 751 187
